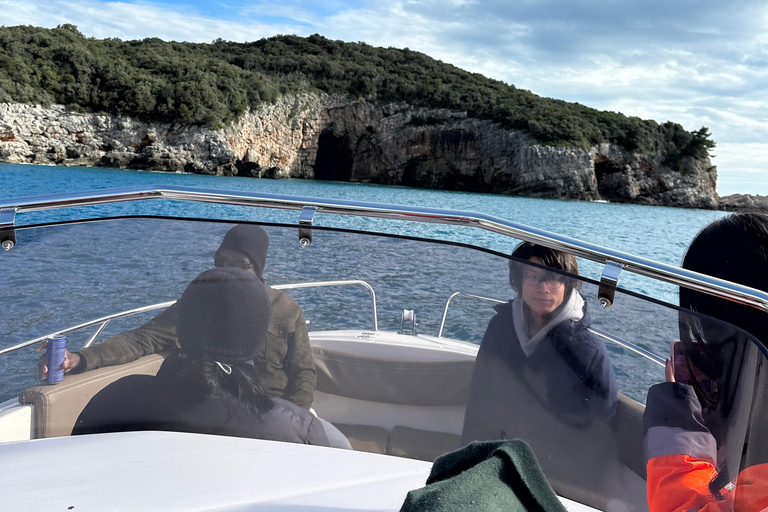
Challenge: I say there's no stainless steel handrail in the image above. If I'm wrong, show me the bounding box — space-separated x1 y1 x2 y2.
437 291 665 367
438 291 505 338
0 301 177 356
2 185 768 315
589 327 665 366
272 280 378 331
0 280 377 356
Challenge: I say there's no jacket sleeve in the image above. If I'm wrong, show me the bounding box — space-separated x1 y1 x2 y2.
282 307 316 409
75 304 178 372
644 382 722 512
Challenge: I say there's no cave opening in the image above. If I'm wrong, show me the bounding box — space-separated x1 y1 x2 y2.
594 156 623 200
313 129 353 181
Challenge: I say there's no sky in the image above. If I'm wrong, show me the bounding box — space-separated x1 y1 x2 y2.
2 0 767 196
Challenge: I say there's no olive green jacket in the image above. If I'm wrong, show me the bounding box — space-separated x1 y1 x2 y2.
75 286 316 409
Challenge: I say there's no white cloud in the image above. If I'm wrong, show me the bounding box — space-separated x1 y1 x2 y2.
0 0 303 42
713 143 768 196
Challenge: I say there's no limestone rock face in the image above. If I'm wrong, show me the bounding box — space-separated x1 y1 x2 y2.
0 96 718 208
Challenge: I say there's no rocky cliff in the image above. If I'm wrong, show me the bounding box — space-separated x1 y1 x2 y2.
0 95 719 208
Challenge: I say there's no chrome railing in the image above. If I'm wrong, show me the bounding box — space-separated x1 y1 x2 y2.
589 327 665 366
0 280 378 356
2 185 768 315
0 301 177 356
273 280 378 331
437 291 665 367
437 291 505 338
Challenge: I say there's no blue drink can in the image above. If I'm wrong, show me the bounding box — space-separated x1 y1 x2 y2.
46 336 66 384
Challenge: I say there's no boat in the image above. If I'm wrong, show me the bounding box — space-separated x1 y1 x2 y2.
0 185 766 511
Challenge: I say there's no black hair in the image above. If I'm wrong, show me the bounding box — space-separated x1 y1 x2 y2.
509 242 582 297
681 212 768 347
680 212 768 494
177 359 275 413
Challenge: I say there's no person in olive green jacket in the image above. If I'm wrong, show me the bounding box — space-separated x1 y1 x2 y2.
39 225 317 410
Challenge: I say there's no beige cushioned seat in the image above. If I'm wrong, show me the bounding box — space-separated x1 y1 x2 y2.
313 346 474 406
19 354 165 439
313 346 471 461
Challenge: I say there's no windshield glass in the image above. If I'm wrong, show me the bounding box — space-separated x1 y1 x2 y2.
1 217 766 512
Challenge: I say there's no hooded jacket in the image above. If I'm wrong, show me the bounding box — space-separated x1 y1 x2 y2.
461 293 620 500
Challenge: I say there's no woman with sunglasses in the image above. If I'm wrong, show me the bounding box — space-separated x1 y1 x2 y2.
644 213 768 512
462 242 622 501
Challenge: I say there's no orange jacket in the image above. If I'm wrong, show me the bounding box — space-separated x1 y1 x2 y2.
647 457 768 512
644 383 768 512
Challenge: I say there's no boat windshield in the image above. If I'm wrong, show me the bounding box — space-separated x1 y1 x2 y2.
2 217 767 512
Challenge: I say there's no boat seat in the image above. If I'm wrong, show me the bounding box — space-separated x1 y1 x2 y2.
19 354 166 439
312 346 474 406
312 345 472 462
614 393 646 479
332 423 461 462
334 423 389 454
388 426 461 462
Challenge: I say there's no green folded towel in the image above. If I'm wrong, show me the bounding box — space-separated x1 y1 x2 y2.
400 440 567 512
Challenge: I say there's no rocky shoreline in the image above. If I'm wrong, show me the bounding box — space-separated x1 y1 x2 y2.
717 194 768 212
0 95 720 209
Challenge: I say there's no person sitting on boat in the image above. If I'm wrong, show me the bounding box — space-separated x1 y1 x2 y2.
72 267 351 449
39 224 317 410
644 213 768 512
461 242 624 502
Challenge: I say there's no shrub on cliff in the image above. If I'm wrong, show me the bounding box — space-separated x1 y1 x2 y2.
0 25 714 161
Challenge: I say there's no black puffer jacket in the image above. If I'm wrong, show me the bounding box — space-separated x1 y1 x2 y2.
72 356 344 449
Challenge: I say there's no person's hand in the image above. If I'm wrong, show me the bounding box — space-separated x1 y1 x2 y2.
37 343 81 381
664 358 675 383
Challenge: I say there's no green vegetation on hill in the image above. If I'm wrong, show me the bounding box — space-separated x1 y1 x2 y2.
0 24 715 165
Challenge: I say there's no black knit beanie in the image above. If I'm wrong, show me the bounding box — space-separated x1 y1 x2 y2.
176 267 271 364
214 225 269 277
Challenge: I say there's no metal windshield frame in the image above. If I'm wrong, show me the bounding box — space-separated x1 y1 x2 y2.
2 185 768 315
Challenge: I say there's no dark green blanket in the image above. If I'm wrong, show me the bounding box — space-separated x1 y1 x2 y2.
400 440 567 512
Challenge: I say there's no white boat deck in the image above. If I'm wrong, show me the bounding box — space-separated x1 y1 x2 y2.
0 431 598 511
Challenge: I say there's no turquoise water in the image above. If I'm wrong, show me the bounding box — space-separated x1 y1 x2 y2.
0 161 726 304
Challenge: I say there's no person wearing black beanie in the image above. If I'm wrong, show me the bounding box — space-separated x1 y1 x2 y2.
73 267 350 450
45 224 317 410
176 267 271 366
214 224 270 279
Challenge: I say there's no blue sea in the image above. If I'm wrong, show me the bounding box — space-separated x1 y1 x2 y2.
0 162 728 402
